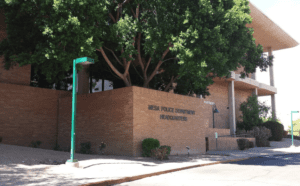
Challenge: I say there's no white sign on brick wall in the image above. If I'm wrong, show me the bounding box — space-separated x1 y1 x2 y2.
204 101 215 105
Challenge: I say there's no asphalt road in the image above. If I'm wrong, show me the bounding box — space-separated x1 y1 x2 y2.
114 154 300 186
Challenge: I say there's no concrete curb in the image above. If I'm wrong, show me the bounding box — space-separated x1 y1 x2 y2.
80 157 254 186
80 151 300 186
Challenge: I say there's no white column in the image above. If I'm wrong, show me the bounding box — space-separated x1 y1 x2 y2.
252 88 258 96
78 65 90 95
268 47 276 119
228 81 236 135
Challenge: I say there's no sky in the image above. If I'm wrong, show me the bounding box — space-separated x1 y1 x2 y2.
250 0 300 130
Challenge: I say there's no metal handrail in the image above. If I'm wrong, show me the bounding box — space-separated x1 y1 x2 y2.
217 134 254 138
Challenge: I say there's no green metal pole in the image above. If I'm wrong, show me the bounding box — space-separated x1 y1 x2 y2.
69 59 78 163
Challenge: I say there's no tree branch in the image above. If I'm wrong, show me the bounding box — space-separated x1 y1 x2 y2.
145 44 173 85
163 57 177 62
109 13 116 23
137 33 144 70
116 4 120 21
96 48 125 82
136 4 140 19
121 48 127 66
164 75 180 92
131 8 136 18
103 46 123 66
145 54 153 74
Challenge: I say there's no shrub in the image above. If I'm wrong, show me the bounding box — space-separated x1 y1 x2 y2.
259 121 284 141
238 94 271 131
248 141 254 148
29 140 42 148
99 142 106 155
80 142 92 154
283 130 288 137
151 147 168 160
142 138 160 157
253 126 272 147
237 139 249 150
53 143 62 151
159 145 171 156
158 145 171 159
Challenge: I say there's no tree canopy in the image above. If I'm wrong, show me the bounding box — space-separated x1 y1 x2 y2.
0 0 273 97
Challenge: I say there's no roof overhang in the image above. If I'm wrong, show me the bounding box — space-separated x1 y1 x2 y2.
247 1 299 52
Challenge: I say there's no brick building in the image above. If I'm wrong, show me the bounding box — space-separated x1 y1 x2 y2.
0 2 298 156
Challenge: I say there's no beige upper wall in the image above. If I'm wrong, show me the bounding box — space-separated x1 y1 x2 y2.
247 1 299 52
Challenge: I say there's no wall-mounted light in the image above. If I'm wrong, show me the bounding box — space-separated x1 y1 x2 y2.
213 104 220 128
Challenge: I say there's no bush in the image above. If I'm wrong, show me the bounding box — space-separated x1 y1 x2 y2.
29 140 42 148
80 142 92 154
256 139 270 147
53 143 62 151
283 130 288 137
99 142 106 155
259 121 284 141
238 94 271 131
248 141 254 148
159 145 171 156
237 139 249 150
142 138 160 157
151 147 168 160
253 126 272 147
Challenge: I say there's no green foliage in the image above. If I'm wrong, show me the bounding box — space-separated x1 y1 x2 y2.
29 140 42 148
237 139 249 150
99 142 106 155
237 94 271 131
259 121 284 141
248 141 254 148
0 0 273 98
53 143 62 151
288 118 300 136
142 138 160 157
253 126 272 147
159 145 171 156
260 111 283 124
80 142 92 154
151 147 169 161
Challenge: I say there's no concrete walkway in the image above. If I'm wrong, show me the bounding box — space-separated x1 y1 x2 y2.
1 138 300 186
78 138 300 186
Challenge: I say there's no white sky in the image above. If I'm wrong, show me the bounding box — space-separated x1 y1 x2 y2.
250 0 300 130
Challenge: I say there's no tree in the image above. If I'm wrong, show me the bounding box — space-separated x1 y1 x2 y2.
238 94 271 131
288 118 300 136
0 0 273 97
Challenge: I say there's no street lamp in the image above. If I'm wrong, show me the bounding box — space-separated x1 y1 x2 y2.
66 57 94 168
291 111 299 147
213 104 220 128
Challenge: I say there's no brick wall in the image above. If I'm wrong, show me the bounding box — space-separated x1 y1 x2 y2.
132 86 211 156
234 65 252 78
57 86 134 156
0 83 70 149
202 81 230 129
235 88 252 123
206 128 255 151
0 9 31 86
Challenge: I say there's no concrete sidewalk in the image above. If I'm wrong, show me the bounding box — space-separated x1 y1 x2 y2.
77 138 300 186
1 138 300 186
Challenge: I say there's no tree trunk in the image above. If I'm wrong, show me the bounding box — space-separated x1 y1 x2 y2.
102 78 104 91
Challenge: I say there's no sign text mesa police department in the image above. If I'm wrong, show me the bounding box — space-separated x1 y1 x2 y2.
148 105 195 121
